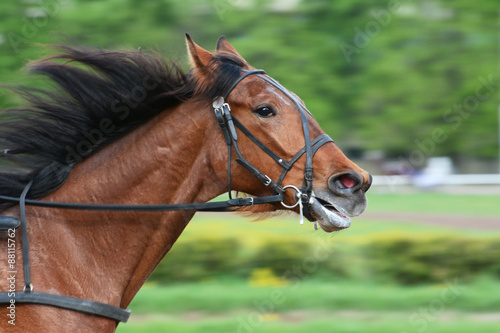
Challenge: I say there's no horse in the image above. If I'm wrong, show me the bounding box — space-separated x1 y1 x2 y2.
0 34 372 332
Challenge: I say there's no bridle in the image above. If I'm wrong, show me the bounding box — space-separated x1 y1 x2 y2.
213 69 334 223
0 69 333 323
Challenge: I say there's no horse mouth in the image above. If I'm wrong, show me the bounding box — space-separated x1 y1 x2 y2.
309 196 351 232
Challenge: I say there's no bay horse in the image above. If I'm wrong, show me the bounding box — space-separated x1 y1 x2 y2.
0 34 371 332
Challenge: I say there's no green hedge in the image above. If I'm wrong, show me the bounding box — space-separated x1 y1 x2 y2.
247 239 312 276
148 236 500 285
365 236 500 284
151 238 241 282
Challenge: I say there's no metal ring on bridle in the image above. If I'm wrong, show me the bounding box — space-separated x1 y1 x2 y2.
280 185 302 209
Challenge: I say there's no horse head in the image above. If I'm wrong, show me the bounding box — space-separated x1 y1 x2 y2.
186 35 372 232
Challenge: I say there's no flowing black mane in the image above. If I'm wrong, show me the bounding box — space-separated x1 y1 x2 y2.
0 44 243 207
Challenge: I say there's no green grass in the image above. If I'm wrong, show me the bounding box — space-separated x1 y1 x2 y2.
117 316 500 333
128 278 499 314
117 277 500 333
365 192 500 216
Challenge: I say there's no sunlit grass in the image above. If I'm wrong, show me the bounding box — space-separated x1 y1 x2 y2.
117 316 500 333
117 277 500 333
128 277 500 314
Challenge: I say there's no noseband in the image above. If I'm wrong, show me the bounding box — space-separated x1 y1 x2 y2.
0 69 333 323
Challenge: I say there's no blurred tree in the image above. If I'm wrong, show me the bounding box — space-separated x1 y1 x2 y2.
0 0 497 161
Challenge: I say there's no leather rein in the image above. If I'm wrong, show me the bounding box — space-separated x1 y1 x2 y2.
0 69 333 323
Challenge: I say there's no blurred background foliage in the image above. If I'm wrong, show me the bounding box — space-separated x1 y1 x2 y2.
150 234 500 285
0 0 498 162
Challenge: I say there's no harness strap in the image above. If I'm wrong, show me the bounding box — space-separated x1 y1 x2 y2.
1 180 132 323
214 100 235 198
0 291 131 322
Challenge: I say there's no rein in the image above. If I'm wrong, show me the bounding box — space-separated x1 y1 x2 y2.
0 69 332 324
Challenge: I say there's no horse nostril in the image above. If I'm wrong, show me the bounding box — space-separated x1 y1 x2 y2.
328 172 363 194
339 174 357 189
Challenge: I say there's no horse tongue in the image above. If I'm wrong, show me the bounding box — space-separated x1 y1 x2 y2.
339 175 356 188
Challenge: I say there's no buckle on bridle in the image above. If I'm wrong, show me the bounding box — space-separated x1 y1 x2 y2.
213 97 238 142
23 283 33 293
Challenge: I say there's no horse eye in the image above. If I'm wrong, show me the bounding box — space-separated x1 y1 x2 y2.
253 106 276 118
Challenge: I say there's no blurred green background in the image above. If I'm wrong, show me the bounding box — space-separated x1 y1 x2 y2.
1 0 499 332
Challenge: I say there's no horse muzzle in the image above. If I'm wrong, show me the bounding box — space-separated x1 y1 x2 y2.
309 172 372 232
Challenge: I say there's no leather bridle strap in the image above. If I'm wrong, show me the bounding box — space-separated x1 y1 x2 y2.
0 291 131 323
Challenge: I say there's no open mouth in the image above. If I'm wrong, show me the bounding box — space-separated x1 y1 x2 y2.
309 196 351 232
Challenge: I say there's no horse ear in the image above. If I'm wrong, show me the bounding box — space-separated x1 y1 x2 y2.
185 33 214 70
216 36 241 57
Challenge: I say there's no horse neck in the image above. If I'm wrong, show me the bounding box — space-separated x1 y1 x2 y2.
19 101 224 326
63 101 223 208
